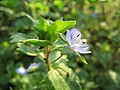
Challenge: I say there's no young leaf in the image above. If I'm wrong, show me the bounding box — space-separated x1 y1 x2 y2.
38 17 48 31
52 20 76 33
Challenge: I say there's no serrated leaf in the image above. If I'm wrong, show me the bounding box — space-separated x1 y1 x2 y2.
17 43 39 56
52 20 76 33
48 69 71 90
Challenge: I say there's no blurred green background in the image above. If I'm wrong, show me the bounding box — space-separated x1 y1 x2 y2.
0 0 120 90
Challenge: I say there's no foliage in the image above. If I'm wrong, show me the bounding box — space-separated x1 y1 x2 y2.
0 0 120 90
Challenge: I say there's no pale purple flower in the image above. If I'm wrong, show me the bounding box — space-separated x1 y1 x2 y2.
92 13 98 18
16 67 27 75
26 63 41 72
66 28 91 54
16 63 41 75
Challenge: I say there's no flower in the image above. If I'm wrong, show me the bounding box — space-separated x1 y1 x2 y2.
16 63 41 75
26 63 41 72
66 28 91 54
16 67 27 75
92 13 98 18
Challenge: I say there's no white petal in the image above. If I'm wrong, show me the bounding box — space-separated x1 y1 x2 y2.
74 43 89 50
73 43 91 54
78 50 91 54
66 30 72 44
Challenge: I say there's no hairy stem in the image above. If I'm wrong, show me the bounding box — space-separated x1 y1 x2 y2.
45 46 51 71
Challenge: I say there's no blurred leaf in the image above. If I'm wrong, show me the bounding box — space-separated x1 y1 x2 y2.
25 13 38 24
62 46 72 55
79 56 88 64
15 17 32 29
10 33 50 47
10 33 29 43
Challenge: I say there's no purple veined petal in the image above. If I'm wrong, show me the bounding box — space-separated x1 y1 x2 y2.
69 28 81 44
66 30 72 45
16 67 27 75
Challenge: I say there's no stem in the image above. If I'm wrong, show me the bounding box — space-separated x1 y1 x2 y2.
45 46 51 71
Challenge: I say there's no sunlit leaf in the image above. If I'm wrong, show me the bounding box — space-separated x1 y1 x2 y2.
48 69 71 90
17 43 39 56
53 20 76 33
49 63 82 90
38 17 48 31
10 33 50 47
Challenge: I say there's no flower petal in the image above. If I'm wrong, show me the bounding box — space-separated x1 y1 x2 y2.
16 67 27 75
66 30 72 45
70 28 81 44
73 43 91 54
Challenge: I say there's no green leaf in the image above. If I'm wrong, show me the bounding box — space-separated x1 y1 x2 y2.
48 69 71 90
53 20 76 33
17 43 39 56
10 33 50 47
56 63 82 90
10 33 29 43
38 17 48 31
25 13 38 25
23 39 50 47
47 25 57 43
61 46 72 55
